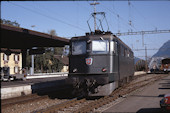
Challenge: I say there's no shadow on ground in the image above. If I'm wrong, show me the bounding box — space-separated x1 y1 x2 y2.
137 108 170 113
30 79 75 99
159 77 170 90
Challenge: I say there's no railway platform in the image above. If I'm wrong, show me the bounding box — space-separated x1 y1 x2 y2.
1 71 145 100
1 72 68 99
103 74 170 113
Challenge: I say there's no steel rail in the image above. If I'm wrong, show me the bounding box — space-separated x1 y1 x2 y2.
35 98 86 113
2 95 49 109
24 74 168 113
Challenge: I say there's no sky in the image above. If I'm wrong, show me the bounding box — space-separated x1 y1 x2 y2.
1 1 170 59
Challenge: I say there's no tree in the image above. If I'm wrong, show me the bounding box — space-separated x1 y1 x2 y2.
48 29 57 36
1 19 20 27
33 29 64 73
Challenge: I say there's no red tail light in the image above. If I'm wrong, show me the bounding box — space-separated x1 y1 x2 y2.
102 68 107 72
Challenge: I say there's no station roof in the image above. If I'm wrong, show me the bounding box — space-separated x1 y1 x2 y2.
1 24 69 49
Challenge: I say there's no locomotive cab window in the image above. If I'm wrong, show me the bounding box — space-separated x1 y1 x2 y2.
92 40 109 54
72 41 86 55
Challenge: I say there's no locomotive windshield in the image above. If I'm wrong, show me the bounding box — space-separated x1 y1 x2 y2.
72 41 86 55
92 40 109 54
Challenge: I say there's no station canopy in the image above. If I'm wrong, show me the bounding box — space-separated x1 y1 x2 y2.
1 24 69 49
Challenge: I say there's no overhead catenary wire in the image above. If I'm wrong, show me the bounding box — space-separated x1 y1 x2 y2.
100 3 138 32
135 56 152 58
34 1 87 29
115 29 170 36
9 2 87 31
87 1 139 33
130 2 158 29
133 47 170 51
117 14 120 33
128 0 132 26
128 0 134 32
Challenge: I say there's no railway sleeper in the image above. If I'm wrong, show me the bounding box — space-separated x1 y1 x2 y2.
38 99 86 113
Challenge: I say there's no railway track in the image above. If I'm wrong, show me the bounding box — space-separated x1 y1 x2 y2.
1 85 72 112
34 74 169 113
1 94 49 109
35 98 87 113
77 74 169 113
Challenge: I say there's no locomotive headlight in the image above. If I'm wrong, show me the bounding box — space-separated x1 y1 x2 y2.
73 68 77 73
102 68 107 72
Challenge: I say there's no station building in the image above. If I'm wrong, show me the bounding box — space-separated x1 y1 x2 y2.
0 48 22 74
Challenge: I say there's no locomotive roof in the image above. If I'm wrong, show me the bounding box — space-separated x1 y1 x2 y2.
71 31 133 52
114 34 133 52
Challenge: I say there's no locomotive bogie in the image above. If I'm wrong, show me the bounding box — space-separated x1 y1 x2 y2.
89 81 119 96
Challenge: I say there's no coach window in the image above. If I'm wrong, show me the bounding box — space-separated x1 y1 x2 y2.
92 40 109 54
121 46 124 56
131 51 132 57
72 41 86 55
127 50 129 57
124 48 126 57
125 49 128 57
130 52 133 58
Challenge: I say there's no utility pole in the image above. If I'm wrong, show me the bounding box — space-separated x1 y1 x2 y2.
142 31 144 47
145 45 148 72
90 1 99 31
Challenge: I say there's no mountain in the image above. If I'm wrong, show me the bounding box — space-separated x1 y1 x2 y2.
152 40 170 58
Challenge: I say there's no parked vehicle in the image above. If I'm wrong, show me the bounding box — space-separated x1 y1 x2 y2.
11 68 27 81
0 67 11 81
148 57 170 74
160 58 170 73
160 94 170 110
1 67 27 81
148 57 164 73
